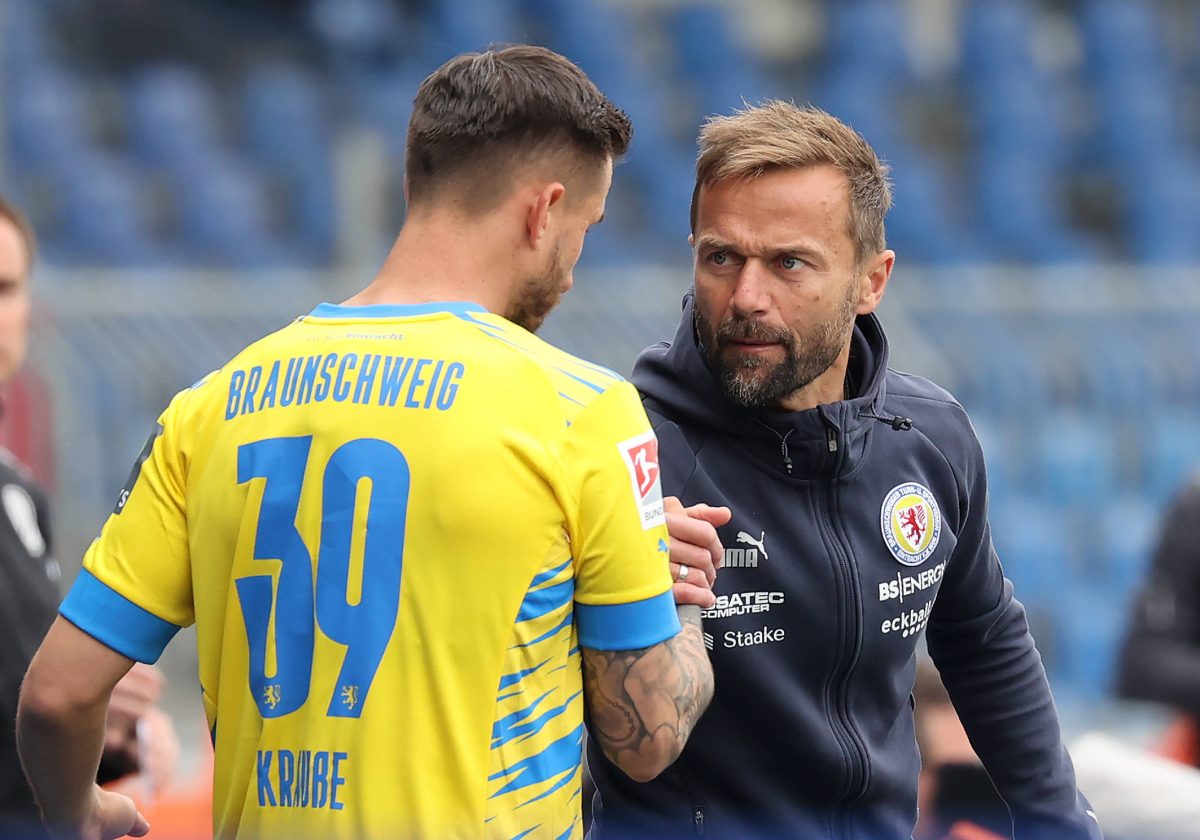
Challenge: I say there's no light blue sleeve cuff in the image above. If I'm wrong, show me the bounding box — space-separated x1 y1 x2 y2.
575 590 682 651
59 568 181 663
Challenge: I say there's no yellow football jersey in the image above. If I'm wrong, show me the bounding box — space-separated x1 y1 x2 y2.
60 302 679 839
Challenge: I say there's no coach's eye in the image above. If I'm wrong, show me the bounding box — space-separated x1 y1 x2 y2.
709 251 728 266
780 256 802 270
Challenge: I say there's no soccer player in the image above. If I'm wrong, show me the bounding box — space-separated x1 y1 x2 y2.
17 47 715 840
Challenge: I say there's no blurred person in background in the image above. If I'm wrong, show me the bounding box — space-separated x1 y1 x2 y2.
16 47 717 840
913 659 1008 840
1116 471 1200 768
0 198 178 839
586 102 1102 840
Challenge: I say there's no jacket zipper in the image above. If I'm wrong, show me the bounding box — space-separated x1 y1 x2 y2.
672 760 707 836
820 420 870 837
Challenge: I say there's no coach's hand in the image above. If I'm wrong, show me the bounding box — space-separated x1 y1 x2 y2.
665 496 731 609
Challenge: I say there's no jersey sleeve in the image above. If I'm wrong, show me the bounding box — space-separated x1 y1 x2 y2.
559 381 680 651
59 392 195 663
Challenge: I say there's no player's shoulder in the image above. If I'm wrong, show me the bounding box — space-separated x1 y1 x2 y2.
159 318 309 421
455 310 628 407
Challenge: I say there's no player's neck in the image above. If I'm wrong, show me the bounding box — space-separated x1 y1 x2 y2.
345 216 518 314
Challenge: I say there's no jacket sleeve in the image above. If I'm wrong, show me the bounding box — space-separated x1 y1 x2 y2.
926 417 1102 840
1115 474 1200 717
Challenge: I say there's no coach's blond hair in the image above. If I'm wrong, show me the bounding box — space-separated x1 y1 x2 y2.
691 101 892 266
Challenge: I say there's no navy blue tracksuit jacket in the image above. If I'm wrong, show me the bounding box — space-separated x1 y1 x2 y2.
588 298 1102 840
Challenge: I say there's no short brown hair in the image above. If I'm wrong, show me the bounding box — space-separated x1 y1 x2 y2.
0 196 37 269
405 45 632 210
691 101 892 265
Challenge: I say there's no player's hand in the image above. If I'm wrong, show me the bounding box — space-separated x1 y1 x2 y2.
665 496 731 609
58 786 149 840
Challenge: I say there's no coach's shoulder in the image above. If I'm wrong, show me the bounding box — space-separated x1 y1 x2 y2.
884 369 979 450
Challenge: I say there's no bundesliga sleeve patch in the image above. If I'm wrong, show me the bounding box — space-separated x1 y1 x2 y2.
617 431 665 530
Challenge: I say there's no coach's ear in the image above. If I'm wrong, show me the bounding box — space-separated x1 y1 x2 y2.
526 181 567 251
857 249 894 315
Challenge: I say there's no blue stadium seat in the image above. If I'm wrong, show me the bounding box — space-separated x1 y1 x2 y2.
1021 314 1132 409
1058 582 1125 698
927 318 1051 418
241 63 336 259
635 151 697 247
1032 411 1120 505
241 63 330 175
885 154 989 265
669 2 777 118
352 65 422 160
1093 494 1159 595
1140 412 1200 505
1 0 58 79
126 64 223 170
1080 0 1164 75
823 0 911 81
990 496 1093 689
173 155 291 268
975 152 1093 263
1093 71 1181 164
1140 322 1200 409
307 0 405 61
56 153 162 265
1071 320 1160 413
960 0 1038 81
817 71 903 160
572 210 653 270
968 414 1019 503
7 69 91 173
990 497 1077 604
522 0 632 86
1121 164 1200 264
969 72 1069 166
425 0 521 56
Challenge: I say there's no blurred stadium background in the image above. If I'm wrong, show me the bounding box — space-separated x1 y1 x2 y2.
2 0 1199 780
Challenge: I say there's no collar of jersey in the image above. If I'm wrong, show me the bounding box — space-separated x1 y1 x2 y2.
309 301 488 319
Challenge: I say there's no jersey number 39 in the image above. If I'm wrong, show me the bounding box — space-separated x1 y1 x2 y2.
235 436 409 720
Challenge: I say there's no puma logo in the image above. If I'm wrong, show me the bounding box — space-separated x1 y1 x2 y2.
736 530 768 561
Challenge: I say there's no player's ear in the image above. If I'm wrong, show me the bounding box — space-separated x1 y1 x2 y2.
526 182 566 250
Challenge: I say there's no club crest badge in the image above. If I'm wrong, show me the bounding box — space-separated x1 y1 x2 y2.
880 482 941 566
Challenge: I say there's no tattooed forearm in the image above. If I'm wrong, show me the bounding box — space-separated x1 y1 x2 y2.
583 606 714 781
